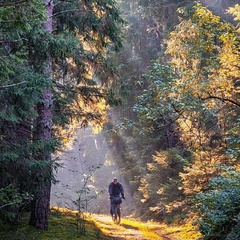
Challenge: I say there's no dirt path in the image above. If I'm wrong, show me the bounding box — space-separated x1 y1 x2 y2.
91 214 177 240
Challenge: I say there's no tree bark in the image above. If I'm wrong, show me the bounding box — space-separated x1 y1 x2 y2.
29 0 53 230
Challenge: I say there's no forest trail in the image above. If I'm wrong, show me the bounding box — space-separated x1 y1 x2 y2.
91 214 178 240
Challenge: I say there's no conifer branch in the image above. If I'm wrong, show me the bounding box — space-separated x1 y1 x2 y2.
0 38 28 44
0 201 21 209
0 0 27 7
0 81 26 89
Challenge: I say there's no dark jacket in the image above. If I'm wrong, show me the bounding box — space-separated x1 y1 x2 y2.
108 182 124 197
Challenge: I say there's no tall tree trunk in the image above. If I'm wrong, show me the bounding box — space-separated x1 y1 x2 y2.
29 0 53 230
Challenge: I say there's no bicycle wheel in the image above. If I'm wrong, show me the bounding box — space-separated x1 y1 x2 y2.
116 205 121 224
111 204 117 223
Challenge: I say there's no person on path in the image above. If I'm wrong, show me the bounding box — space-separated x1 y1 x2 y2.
108 177 125 216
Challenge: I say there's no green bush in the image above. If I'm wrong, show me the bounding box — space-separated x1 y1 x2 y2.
195 166 240 240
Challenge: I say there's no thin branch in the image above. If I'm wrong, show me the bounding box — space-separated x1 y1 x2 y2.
0 0 27 7
0 38 28 44
202 94 240 108
0 81 26 90
0 201 21 209
51 8 84 18
161 1 191 8
54 0 82 8
171 103 183 114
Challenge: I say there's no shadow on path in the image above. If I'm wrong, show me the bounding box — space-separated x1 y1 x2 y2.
91 214 177 240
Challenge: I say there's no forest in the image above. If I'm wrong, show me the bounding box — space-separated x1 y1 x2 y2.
0 0 240 239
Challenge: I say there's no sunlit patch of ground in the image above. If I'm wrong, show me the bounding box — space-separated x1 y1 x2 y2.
91 214 173 239
160 222 202 240
90 214 202 240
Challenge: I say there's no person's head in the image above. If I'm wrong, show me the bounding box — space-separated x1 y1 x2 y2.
113 177 118 184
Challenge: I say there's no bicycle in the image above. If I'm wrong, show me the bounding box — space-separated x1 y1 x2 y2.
110 195 123 224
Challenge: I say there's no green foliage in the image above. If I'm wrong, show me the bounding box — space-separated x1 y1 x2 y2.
195 166 240 239
226 120 240 160
133 63 178 132
0 185 32 223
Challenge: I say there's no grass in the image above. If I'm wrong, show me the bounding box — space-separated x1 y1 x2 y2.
0 207 111 240
122 217 202 240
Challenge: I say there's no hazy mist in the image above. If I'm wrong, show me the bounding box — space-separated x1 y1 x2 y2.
50 127 132 215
